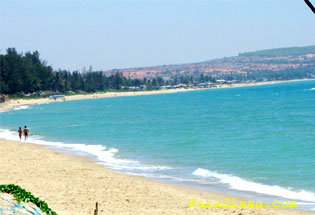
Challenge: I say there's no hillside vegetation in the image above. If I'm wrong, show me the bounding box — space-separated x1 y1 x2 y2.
239 46 315 57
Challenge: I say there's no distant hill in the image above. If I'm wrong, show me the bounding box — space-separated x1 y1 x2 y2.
105 45 315 81
239 45 315 57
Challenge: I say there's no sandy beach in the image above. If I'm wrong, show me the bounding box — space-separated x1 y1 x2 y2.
0 79 313 112
0 139 312 215
0 88 189 112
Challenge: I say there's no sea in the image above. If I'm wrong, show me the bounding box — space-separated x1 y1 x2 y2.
1 80 315 211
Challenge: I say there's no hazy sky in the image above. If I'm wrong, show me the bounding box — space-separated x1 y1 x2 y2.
1 0 314 71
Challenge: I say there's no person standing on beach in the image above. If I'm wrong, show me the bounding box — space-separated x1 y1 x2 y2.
23 126 29 141
18 127 22 141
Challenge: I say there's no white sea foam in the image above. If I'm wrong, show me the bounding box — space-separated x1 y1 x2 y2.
0 128 172 172
310 87 315 91
13 105 31 110
0 105 31 113
192 168 315 202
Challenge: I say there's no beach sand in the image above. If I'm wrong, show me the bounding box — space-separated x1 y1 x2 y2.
0 139 312 215
0 88 194 112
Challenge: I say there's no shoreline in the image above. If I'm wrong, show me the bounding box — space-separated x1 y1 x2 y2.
0 139 312 215
1 78 314 214
1 78 314 112
1 125 314 212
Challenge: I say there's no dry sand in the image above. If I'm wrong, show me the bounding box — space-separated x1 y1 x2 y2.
0 89 191 112
0 140 312 215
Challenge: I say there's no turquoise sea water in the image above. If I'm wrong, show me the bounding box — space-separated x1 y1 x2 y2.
1 80 315 210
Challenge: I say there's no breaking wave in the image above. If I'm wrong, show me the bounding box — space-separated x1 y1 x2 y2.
193 168 315 202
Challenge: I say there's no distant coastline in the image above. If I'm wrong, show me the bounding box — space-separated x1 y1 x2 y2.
1 78 314 112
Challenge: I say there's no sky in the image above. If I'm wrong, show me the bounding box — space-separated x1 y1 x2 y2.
1 0 315 71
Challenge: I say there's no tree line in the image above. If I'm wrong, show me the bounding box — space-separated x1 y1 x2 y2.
0 48 145 94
